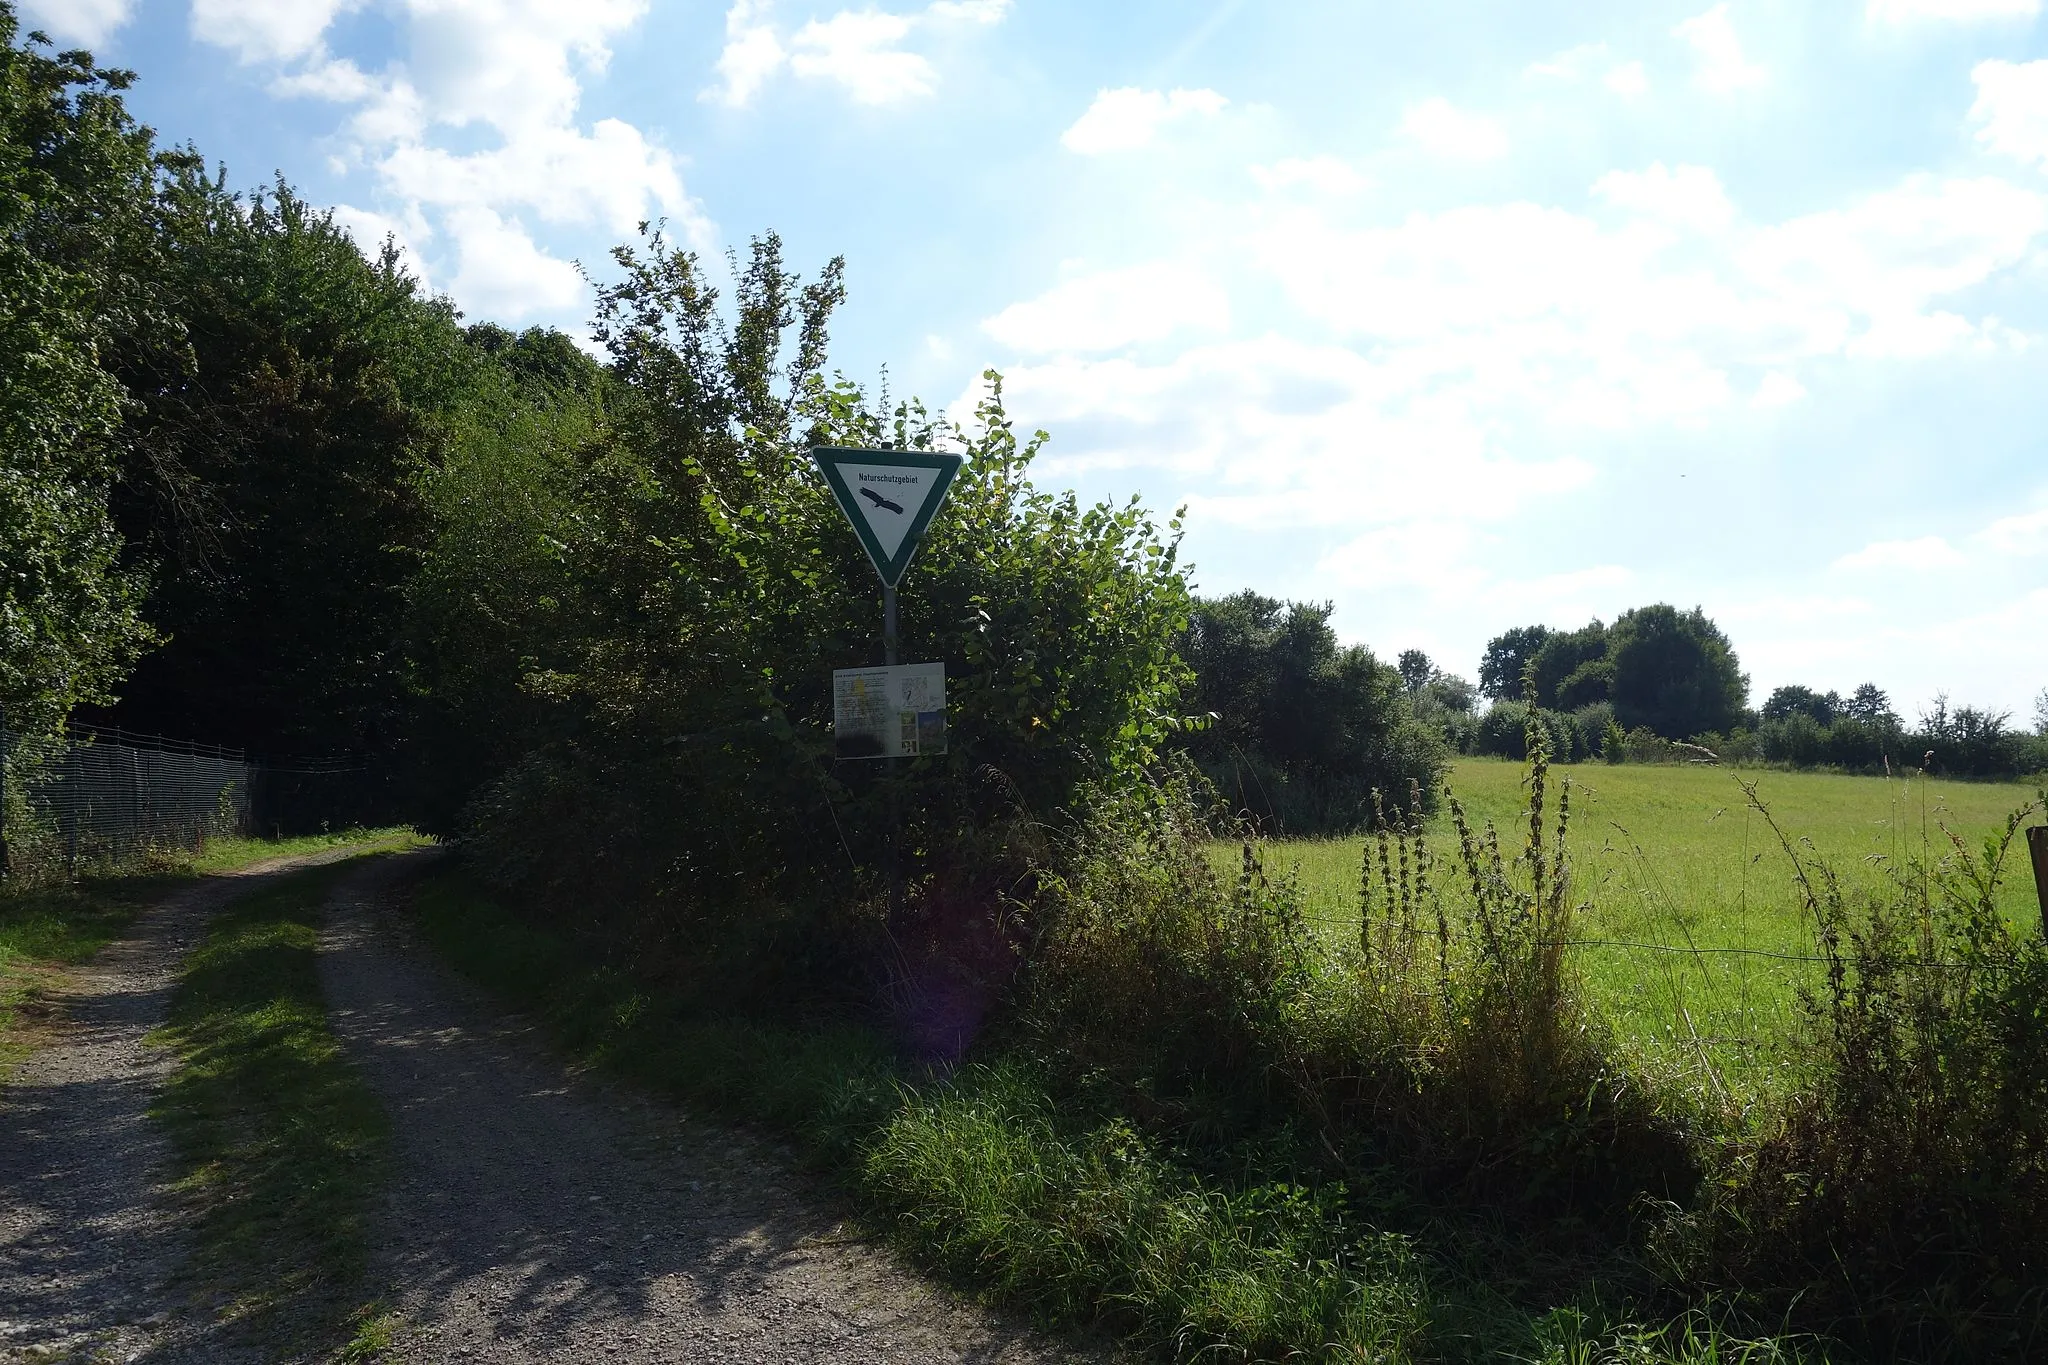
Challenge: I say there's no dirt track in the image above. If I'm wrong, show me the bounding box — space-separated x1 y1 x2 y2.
0 846 371 1364
319 851 1087 1364
2 850 1093 1363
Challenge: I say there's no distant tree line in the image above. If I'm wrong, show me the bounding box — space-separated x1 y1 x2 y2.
1448 611 2046 778
1149 587 2043 841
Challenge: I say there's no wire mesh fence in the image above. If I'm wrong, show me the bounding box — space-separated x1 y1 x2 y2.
0 724 386 884
1 725 250 882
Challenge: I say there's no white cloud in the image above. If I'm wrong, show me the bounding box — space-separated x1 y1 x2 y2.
1605 62 1650 97
1061 87 1228 155
927 0 1010 21
705 0 1007 108
1741 503 2048 709
1594 162 1735 231
1399 97 1509 160
16 0 133 45
1738 174 2045 358
975 332 1599 537
1526 45 1650 100
1868 0 2040 22
1971 60 2048 171
442 207 587 321
790 11 934 104
1832 535 1969 571
967 163 2047 600
191 0 361 64
1675 5 1766 94
397 0 648 133
379 118 685 235
221 0 695 325
1977 506 2048 554
271 56 379 103
1318 521 1487 593
1250 156 1370 196
703 1 786 108
1526 44 1612 83
982 261 1230 353
1752 371 1807 407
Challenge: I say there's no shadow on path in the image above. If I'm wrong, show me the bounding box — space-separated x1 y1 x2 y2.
0 846 378 1365
323 853 1088 1365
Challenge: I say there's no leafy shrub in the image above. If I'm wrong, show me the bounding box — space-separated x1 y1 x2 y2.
1472 701 1579 763
434 231 1195 1017
1569 702 1617 763
1918 696 2040 779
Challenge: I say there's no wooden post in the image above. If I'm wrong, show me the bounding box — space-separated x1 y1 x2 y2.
2029 826 2048 937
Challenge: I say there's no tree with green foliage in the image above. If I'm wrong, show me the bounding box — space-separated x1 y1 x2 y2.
1526 621 1609 712
403 322 611 828
427 228 1198 949
1181 593 1443 832
1506 606 1746 741
1605 604 1747 739
99 175 470 760
0 10 158 731
1396 648 1435 694
1478 624 1549 700
1844 682 1899 728
1762 684 1839 725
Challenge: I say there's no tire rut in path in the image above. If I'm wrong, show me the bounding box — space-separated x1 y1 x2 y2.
322 853 1094 1365
0 845 383 1365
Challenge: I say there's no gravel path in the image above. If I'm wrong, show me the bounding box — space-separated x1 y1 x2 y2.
322 852 1095 1365
0 846 377 1365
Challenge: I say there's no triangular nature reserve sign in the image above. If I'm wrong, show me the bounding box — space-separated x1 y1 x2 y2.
812 447 963 588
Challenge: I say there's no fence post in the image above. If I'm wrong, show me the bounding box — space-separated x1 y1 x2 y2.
2029 825 2048 938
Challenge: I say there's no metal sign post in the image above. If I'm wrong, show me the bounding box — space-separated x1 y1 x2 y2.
814 446 963 750
813 447 964 909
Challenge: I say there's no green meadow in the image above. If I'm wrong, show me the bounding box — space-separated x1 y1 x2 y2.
1241 759 2048 1103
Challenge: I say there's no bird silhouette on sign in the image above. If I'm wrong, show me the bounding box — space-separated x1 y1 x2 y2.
860 487 905 515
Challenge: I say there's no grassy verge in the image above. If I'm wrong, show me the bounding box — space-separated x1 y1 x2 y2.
410 866 1829 1364
0 828 408 1071
151 853 399 1352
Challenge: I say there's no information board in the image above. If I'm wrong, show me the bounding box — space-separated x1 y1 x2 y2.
832 662 948 759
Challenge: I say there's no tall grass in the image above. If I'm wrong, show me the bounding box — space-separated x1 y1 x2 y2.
1024 738 1688 1218
1680 784 2048 1359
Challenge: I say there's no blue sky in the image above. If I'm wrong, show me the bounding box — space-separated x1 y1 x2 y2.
29 0 2048 717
